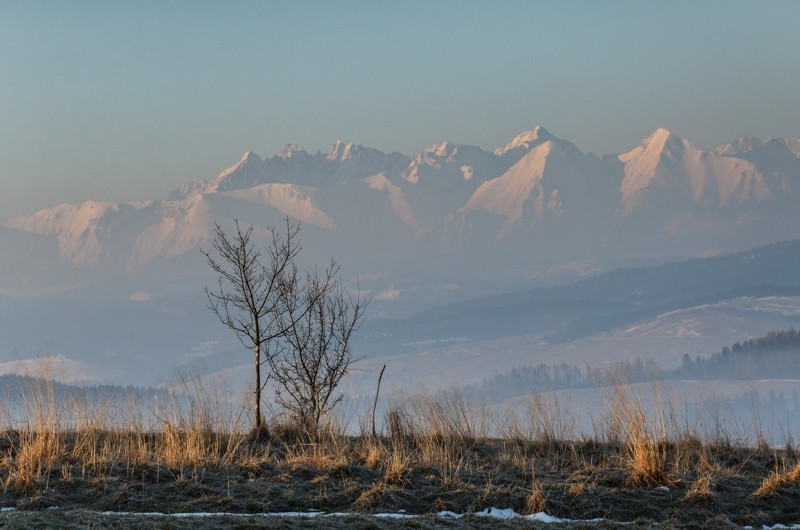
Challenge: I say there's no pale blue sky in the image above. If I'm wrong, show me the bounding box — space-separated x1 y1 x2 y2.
1 0 799 217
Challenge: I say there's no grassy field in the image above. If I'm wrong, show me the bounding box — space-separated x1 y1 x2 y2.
0 375 799 529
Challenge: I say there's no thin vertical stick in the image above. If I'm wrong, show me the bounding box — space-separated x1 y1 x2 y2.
372 365 387 439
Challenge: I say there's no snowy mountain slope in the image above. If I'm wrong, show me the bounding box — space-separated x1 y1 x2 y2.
713 136 764 157
493 125 558 160
715 137 800 197
5 200 153 268
399 141 509 226
783 138 800 158
363 173 421 235
222 183 336 230
461 136 611 232
618 128 768 214
127 194 213 268
431 131 619 254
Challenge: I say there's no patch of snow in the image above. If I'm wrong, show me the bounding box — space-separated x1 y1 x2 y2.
373 512 417 519
21 507 606 524
474 507 603 523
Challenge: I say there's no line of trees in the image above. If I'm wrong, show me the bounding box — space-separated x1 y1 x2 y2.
0 374 169 403
464 329 800 402
463 363 591 401
203 218 367 438
675 328 800 380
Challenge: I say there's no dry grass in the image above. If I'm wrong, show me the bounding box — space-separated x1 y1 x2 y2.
684 472 716 504
526 466 549 514
754 457 800 497
600 377 678 486
1 367 799 527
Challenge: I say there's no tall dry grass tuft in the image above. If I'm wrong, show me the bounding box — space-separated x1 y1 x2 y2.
500 393 577 445
384 390 485 486
526 481 549 514
599 376 675 486
526 464 549 514
754 457 800 497
281 420 350 473
401 389 485 442
383 448 413 486
4 372 65 490
156 370 250 470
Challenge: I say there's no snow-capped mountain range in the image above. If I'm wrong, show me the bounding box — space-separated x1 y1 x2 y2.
2 126 799 293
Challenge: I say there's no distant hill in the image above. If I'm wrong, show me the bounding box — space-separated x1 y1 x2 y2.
359 240 800 352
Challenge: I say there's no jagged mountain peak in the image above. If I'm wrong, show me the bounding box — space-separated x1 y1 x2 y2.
326 140 380 161
401 141 501 186
223 150 264 173
714 136 763 156
238 150 263 163
619 128 688 167
276 144 307 159
619 128 769 214
327 140 350 160
206 150 267 193
494 125 557 156
427 141 455 157
643 128 687 154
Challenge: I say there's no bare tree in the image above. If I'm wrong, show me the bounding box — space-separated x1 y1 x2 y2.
270 261 368 435
202 218 300 435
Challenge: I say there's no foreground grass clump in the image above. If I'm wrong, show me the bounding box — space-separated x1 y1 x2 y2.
0 379 799 527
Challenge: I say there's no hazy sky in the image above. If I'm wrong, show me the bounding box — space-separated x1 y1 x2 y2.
1 0 799 218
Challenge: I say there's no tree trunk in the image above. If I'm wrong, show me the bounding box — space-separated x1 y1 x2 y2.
255 343 262 431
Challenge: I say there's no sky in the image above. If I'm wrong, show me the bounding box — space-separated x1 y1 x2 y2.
1 0 799 218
